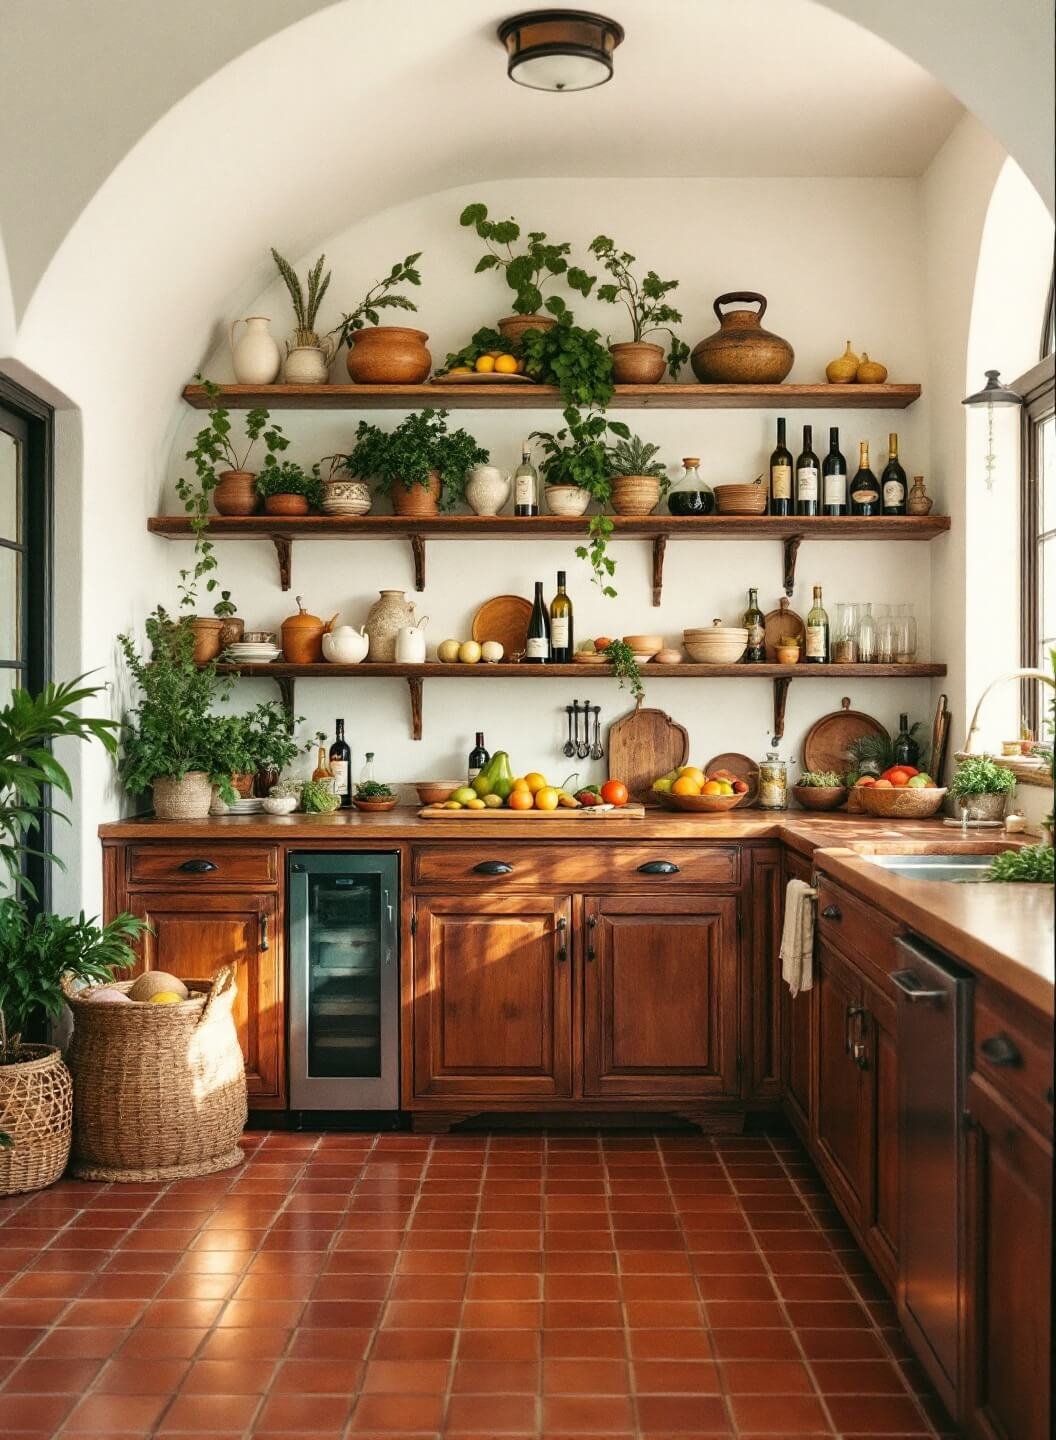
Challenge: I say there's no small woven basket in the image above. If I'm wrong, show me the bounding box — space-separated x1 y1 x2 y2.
64 967 247 1182
0 1045 73 1196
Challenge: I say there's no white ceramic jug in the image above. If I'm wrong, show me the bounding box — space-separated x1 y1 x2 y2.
394 615 429 664
284 335 336 385
321 624 369 664
465 464 511 516
230 316 281 384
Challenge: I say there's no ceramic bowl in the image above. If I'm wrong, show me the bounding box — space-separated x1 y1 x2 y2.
792 785 847 812
858 785 947 818
353 795 400 813
623 634 663 655
243 631 277 644
415 781 461 806
657 790 746 813
654 648 683 665
262 795 298 815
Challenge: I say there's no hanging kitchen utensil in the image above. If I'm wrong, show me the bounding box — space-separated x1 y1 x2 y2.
607 704 690 806
763 597 806 662
705 751 760 806
563 706 576 758
577 699 592 760
590 706 604 761
571 701 582 759
803 696 888 778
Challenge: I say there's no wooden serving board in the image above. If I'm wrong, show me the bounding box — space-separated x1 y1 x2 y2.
803 696 887 777
418 803 646 819
607 704 690 807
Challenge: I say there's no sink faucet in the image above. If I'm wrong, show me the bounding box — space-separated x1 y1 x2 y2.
962 667 1055 754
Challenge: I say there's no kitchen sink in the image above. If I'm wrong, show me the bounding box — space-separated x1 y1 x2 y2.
862 854 994 883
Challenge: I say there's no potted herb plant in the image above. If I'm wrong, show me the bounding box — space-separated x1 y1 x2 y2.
531 410 630 594
329 253 426 383
270 248 335 383
459 204 592 344
342 408 488 517
949 755 1018 821
573 235 691 383
0 675 144 1194
208 714 258 812
213 591 243 650
253 458 325 516
245 700 303 796
606 433 669 516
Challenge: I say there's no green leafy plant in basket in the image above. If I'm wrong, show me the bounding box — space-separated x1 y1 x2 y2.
341 408 488 512
606 434 669 489
570 235 691 378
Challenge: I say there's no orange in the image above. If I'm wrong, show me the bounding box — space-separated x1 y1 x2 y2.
510 777 530 794
678 766 706 785
873 778 893 789
672 776 701 797
887 768 911 787
474 354 495 373
600 779 628 807
701 780 723 795
534 787 560 811
523 771 547 794
507 789 534 810
494 354 518 374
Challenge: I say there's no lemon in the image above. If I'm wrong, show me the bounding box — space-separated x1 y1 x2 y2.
465 797 486 810
494 354 518 374
148 991 183 1005
448 366 472 376
442 800 462 810
474 355 496 373
482 794 504 808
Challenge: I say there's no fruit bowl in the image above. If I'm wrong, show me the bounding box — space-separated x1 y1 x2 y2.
857 785 947 819
657 790 747 813
792 785 847 812
415 781 460 806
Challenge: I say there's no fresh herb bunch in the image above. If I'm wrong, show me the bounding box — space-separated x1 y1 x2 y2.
212 590 238 619
175 377 287 610
270 248 331 345
606 434 669 485
439 325 510 375
342 408 488 511
355 781 395 800
985 844 1055 884
797 770 845 787
459 204 592 316
530 409 631 596
209 715 258 780
950 756 1018 796
330 253 423 350
300 779 341 814
244 702 301 773
603 639 645 705
254 459 325 510
571 236 690 377
520 310 615 409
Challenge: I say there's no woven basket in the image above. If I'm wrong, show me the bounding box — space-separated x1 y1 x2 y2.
611 475 662 516
152 771 212 821
0 1045 73 1196
64 967 247 1182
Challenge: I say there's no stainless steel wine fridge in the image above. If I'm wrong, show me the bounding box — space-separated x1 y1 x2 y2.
288 853 399 1110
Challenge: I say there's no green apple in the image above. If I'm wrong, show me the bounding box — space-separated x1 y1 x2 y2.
906 773 934 788
451 786 478 805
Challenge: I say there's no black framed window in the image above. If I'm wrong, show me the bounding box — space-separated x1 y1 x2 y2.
1019 278 1056 734
0 376 54 901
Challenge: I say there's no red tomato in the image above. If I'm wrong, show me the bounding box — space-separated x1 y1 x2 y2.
600 779 629 807
887 768 912 787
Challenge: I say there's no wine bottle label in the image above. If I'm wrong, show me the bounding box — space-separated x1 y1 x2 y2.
771 463 791 500
824 473 847 506
796 465 818 500
853 487 879 504
747 623 765 649
883 479 905 506
551 617 569 648
805 624 827 659
525 636 549 660
468 766 482 781
514 474 536 506
329 761 349 794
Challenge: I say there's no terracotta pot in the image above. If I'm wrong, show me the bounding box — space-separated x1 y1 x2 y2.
231 772 255 799
392 470 441 517
152 772 212 821
345 326 430 384
189 617 224 666
216 616 244 649
365 590 417 662
281 596 337 665
498 314 556 346
691 292 794 384
544 484 590 517
263 493 310 516
611 475 661 516
609 341 666 385
213 470 258 516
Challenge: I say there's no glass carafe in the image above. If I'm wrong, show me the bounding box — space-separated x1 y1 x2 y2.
856 603 876 664
875 604 895 664
667 456 716 516
894 603 917 663
831 603 858 663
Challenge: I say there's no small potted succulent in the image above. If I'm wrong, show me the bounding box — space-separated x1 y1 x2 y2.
459 204 592 345
270 249 335 383
329 253 426 383
342 408 487 517
605 433 669 516
949 755 1018 821
571 235 691 383
253 458 325 516
792 770 847 811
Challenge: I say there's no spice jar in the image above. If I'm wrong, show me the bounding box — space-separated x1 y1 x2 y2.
758 749 788 811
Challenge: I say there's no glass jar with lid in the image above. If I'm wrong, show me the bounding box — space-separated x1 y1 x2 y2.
758 749 788 810
667 457 716 516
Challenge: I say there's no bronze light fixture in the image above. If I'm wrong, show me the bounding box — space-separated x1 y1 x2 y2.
498 10 625 92
962 369 1024 490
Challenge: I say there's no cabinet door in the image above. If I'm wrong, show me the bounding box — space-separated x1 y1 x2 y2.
412 894 572 1101
746 848 783 1102
814 940 868 1226
861 973 899 1288
582 894 739 1100
780 850 814 1136
965 1074 1052 1440
128 890 282 1105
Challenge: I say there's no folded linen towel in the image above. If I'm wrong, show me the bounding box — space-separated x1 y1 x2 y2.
780 878 817 997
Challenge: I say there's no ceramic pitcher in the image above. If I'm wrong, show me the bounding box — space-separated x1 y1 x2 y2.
230 316 281 385
395 615 429 664
465 465 511 516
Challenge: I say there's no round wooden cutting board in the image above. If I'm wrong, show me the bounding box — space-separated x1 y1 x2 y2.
803 696 888 778
472 595 532 659
607 704 689 806
763 597 805 662
705 751 760 806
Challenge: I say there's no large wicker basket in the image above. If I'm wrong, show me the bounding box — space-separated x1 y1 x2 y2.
0 1045 73 1196
64 967 247 1182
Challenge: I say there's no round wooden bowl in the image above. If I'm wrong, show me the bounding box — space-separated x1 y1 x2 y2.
858 786 947 819
353 796 400 813
623 634 663 655
658 790 746 813
714 482 768 515
792 785 847 812
684 628 748 664
415 781 460 806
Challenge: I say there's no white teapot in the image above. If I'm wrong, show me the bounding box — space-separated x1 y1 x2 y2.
395 614 429 664
321 624 369 664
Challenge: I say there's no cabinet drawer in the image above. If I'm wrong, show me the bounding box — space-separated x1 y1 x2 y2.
127 844 278 887
412 842 739 890
973 996 1053 1137
816 875 899 981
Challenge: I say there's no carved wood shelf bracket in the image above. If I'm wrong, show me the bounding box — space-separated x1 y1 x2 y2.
272 536 292 592
771 677 791 743
652 535 667 608
407 677 423 741
276 677 296 720
410 535 426 592
782 534 802 597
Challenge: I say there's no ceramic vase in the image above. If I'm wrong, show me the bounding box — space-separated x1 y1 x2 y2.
284 337 335 385
690 292 794 384
229 317 280 385
907 477 933 515
391 471 441 517
609 342 666 384
544 485 590 517
365 590 417 662
465 465 511 516
345 327 431 384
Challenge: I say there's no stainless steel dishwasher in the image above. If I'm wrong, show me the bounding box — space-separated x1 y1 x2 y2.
891 934 973 1416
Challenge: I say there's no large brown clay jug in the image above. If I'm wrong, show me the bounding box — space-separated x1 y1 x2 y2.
690 292 794 384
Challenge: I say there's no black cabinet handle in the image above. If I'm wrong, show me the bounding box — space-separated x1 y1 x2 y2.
980 1033 1022 1068
473 860 513 875
637 860 680 875
259 913 269 953
821 905 841 920
555 915 567 963
178 859 217 874
587 912 597 962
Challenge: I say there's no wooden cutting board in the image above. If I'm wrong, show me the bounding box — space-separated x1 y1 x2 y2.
803 696 887 777
418 803 646 819
607 704 689 806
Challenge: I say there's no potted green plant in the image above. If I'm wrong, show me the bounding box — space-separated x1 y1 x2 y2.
328 253 426 383
244 701 303 796
519 309 616 408
207 714 258 811
459 203 592 344
573 235 691 383
606 433 670 516
270 248 335 383
0 675 144 1194
213 591 243 650
342 408 488 517
949 755 1018 821
118 608 236 820
531 410 631 595
253 459 325 516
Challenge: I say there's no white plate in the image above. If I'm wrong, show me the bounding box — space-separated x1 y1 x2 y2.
227 797 264 813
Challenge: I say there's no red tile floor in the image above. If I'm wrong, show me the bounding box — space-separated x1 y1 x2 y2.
0 1130 960 1439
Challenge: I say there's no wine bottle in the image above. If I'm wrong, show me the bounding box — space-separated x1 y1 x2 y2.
881 432 908 515
893 713 920 768
549 570 573 663
312 744 334 793
513 441 539 517
805 585 829 664
467 732 489 782
822 427 847 516
849 441 880 516
795 424 819 516
743 587 765 663
769 418 792 517
524 580 550 664
328 719 352 808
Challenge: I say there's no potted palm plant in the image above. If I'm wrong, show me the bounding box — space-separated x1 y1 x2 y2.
573 235 691 383
606 433 670 515
329 253 426 383
342 408 487 517
270 248 335 383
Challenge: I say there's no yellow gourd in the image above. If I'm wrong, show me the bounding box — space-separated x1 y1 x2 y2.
147 991 183 1005
856 352 888 384
825 341 859 384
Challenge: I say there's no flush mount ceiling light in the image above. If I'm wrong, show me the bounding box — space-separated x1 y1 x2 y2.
498 10 625 92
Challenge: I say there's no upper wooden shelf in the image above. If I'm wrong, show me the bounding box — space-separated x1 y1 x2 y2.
182 381 922 411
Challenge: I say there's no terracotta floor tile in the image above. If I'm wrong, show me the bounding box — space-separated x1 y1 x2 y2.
542 1394 636 1432
2 1356 103 1392
708 1328 801 1361
31 1326 127 1359
253 1392 352 1433
2 1392 77 1430
719 1359 814 1394
625 1301 704 1328
466 1272 542 1300
64 1392 168 1431
369 1327 457 1361
452 1359 540 1392
284 1327 373 1360
117 1327 209 1360
94 1358 191 1393
360 1359 449 1392
627 1328 713 1361
198 1328 291 1361
785 1300 872 1329
348 1391 446 1431
825 1395 932 1433
462 1299 543 1328
457 1328 540 1362
634 1394 731 1432
4 1270 89 1298
544 1299 623 1328
179 1359 275 1393
218 1299 304 1328
796 1328 886 1360
542 1327 629 1359
811 1358 910 1394
633 1360 722 1393
730 1394 833 1432
542 1357 631 1392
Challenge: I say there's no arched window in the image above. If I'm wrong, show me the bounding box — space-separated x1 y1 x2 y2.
1019 268 1056 731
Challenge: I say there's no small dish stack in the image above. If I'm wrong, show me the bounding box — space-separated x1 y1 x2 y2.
683 620 748 664
225 639 281 664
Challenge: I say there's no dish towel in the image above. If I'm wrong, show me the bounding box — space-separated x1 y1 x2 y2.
780 878 817 997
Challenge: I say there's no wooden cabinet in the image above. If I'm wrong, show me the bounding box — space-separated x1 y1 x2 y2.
779 848 814 1137
745 848 782 1103
814 939 870 1226
411 893 573 1102
860 969 899 1287
582 894 739 1102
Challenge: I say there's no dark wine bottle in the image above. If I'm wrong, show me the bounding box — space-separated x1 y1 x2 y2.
893 712 920 768
328 719 352 808
743 587 765 663
795 424 819 517
549 570 573 663
769 418 792 517
467 731 489 782
822 427 847 516
524 581 550 664
849 441 880 516
881 432 908 515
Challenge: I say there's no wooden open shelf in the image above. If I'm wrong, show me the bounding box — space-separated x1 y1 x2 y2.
183 381 922 411
150 513 950 603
